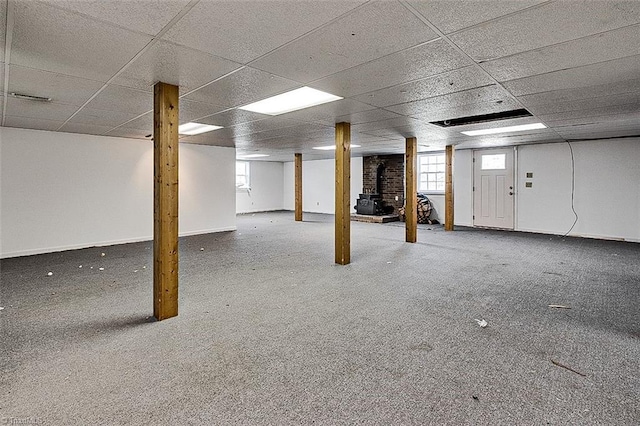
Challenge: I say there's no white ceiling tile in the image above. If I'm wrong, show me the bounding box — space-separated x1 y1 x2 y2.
455 132 564 149
163 1 368 64
503 54 640 96
59 122 116 136
206 117 303 141
41 0 191 36
309 39 471 97
538 103 640 122
483 24 640 82
85 85 153 115
552 118 640 133
451 1 640 61
353 116 430 133
387 89 523 123
119 113 153 131
5 97 78 122
277 99 375 125
11 1 152 82
3 115 64 132
526 91 640 116
335 109 403 125
179 99 227 123
182 67 301 108
196 109 270 128
543 111 640 127
406 0 546 34
7 65 103 107
556 128 640 140
67 107 142 128
113 41 242 93
518 78 640 105
351 66 494 107
251 1 439 82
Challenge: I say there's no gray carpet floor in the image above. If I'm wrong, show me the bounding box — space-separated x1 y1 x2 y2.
1 211 638 425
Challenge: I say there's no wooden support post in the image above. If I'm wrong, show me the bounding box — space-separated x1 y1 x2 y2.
335 122 351 265
405 137 417 243
295 153 302 221
445 145 454 231
153 82 179 321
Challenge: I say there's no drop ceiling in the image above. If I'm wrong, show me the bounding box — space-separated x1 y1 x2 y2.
1 0 639 162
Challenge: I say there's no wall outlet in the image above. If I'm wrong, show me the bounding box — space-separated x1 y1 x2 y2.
395 196 399 201
525 182 533 188
317 201 320 206
526 172 533 178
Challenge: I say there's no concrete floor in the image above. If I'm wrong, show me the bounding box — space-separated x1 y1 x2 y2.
1 211 638 425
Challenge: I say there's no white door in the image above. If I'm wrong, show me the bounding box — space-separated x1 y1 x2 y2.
473 148 515 229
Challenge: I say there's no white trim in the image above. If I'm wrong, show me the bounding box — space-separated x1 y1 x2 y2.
515 227 637 243
0 226 238 259
179 226 237 237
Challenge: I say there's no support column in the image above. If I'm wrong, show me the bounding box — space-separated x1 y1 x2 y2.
153 82 179 321
335 122 351 265
405 137 417 243
445 145 454 231
295 153 303 221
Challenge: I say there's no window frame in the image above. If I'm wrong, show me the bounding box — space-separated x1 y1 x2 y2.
236 161 251 191
418 152 446 194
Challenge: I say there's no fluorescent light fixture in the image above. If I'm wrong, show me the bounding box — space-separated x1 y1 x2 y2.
178 122 223 135
461 123 546 136
312 144 361 151
239 154 269 158
239 87 343 115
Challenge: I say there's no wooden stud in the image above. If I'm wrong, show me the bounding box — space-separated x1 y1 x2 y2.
445 145 454 231
405 137 417 243
153 82 179 321
335 122 351 265
295 153 303 221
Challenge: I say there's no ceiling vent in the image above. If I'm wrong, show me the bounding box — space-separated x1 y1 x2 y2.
10 92 52 102
430 108 532 128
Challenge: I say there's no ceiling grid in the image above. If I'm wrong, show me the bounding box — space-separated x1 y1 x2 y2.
0 0 638 161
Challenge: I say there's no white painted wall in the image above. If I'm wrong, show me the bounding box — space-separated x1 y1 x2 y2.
516 139 640 242
283 157 363 214
453 149 474 227
236 161 284 213
0 127 236 258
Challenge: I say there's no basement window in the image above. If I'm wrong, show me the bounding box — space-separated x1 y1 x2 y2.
418 153 445 193
236 161 250 190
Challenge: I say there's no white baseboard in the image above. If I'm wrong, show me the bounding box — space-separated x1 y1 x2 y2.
0 226 238 259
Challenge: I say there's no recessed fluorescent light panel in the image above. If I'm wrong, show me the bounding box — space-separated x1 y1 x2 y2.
178 122 223 135
312 144 361 151
239 154 269 158
461 123 546 136
239 87 343 115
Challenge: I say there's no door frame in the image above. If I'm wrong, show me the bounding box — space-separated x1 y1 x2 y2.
472 147 517 230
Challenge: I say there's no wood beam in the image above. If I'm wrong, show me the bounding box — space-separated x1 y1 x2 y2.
153 82 179 321
405 137 417 243
445 145 454 231
335 122 351 265
295 153 302 221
